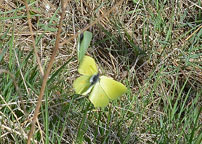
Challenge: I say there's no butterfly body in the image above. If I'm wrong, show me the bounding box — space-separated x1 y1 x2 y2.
73 56 127 107
90 73 100 85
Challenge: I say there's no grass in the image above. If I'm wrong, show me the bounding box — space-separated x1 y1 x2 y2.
0 0 201 143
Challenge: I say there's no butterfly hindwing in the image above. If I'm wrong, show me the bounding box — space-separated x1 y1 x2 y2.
100 76 127 100
89 82 109 108
78 56 98 76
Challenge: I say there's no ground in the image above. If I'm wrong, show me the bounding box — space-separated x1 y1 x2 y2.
0 0 201 143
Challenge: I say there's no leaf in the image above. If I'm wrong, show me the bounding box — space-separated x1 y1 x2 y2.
77 31 92 63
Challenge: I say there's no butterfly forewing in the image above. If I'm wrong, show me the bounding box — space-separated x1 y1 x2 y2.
100 76 127 100
78 56 98 76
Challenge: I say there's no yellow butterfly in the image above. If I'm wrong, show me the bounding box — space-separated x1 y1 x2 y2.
73 56 127 107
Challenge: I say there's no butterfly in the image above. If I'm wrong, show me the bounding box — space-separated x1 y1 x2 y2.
73 55 127 107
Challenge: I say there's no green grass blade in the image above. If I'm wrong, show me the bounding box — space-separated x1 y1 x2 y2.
47 56 74 84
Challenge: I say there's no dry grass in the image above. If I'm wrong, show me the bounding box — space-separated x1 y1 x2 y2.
0 0 201 143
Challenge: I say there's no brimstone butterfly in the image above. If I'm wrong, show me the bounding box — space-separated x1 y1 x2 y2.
73 55 127 107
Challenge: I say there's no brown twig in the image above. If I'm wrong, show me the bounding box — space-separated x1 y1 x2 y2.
60 0 124 46
185 25 202 41
27 0 67 143
0 69 27 115
24 0 44 77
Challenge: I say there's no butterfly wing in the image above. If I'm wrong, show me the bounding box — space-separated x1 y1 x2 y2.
100 76 127 100
89 82 109 108
73 75 92 95
78 56 98 76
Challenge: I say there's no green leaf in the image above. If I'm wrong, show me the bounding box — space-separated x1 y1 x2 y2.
77 31 92 63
